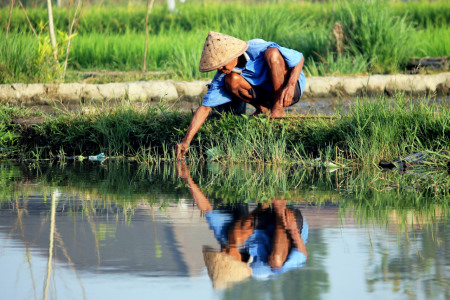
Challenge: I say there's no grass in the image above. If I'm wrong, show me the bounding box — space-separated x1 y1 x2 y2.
1 1 448 34
333 0 417 73
0 0 449 83
1 94 448 168
0 34 38 83
412 25 450 58
304 53 369 76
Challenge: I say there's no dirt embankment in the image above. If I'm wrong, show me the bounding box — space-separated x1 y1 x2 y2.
1 73 449 110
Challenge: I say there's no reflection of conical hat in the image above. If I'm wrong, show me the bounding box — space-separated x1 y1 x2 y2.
203 247 252 290
199 31 249 72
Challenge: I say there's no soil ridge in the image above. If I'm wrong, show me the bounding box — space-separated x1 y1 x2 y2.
1 73 448 107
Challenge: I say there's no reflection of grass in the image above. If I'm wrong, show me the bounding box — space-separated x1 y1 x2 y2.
338 167 449 230
1 160 447 209
199 162 340 203
96 223 117 246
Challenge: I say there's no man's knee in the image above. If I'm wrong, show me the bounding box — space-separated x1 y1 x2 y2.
224 73 242 94
264 47 284 66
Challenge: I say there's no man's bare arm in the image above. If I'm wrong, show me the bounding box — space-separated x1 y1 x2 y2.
280 56 304 107
265 48 304 118
176 105 212 159
176 161 213 211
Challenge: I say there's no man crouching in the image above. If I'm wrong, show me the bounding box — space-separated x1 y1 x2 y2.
176 31 306 159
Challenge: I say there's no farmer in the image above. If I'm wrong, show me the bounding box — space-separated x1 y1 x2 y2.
175 31 306 159
176 161 308 289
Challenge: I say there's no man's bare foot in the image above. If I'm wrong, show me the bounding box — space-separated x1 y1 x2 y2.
251 105 270 117
270 108 286 118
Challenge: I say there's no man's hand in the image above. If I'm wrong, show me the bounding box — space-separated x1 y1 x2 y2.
174 105 211 159
175 141 189 160
175 160 190 181
279 83 296 107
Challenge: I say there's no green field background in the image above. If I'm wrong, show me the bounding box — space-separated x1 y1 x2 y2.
1 0 449 83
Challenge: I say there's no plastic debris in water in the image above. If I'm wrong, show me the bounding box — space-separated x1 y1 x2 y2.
88 153 106 161
323 161 340 169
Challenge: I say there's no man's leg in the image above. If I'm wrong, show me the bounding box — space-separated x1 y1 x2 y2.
214 98 247 115
224 73 270 115
264 48 290 118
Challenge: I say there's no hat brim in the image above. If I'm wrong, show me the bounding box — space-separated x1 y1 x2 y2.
203 247 252 290
199 42 249 72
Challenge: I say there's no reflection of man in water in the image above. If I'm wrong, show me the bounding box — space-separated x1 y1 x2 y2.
177 162 308 289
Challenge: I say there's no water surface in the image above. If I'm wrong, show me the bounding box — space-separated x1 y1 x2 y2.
0 161 448 300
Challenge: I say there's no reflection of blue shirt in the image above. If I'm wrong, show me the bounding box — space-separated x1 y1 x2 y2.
202 39 306 107
248 229 307 280
205 210 308 278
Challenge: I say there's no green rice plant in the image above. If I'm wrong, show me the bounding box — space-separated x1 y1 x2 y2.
0 26 76 83
165 32 210 80
304 52 369 76
282 22 333 62
391 0 450 28
1 1 449 81
334 0 417 73
2 1 448 34
167 45 203 80
412 25 450 58
218 3 302 43
197 114 286 163
0 33 37 82
69 30 212 79
13 101 191 158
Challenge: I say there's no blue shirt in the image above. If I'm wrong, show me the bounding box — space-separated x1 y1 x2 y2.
202 39 306 107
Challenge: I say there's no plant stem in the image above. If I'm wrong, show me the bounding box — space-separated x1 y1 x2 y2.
143 0 155 73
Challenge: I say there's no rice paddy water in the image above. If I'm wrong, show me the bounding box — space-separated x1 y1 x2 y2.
0 161 447 299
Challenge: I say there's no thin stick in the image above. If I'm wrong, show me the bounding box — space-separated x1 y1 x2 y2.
269 115 337 120
46 0 58 60
6 0 15 39
143 0 155 73
17 0 38 40
63 0 83 73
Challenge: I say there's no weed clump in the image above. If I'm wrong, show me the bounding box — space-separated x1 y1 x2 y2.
1 95 448 168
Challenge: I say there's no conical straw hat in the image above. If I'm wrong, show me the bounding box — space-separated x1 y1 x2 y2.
199 31 249 72
203 247 252 290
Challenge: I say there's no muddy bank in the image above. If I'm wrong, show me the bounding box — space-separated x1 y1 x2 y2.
0 73 449 110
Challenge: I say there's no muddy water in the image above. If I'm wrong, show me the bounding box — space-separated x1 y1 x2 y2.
0 162 448 300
